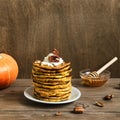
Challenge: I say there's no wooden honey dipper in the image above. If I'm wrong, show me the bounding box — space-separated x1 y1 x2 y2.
88 57 118 78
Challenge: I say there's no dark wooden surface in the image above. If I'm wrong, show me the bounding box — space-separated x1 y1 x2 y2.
0 78 120 120
0 0 120 78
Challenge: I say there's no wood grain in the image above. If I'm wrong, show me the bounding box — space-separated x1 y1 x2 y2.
0 78 120 120
0 0 120 78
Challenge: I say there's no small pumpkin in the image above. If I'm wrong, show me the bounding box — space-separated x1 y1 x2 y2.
0 53 18 89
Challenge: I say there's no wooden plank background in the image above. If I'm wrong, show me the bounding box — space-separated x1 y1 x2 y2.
0 0 119 78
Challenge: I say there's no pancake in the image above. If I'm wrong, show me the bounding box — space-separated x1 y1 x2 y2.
32 49 72 102
32 65 71 73
33 80 71 86
32 67 72 75
32 73 70 79
33 61 71 70
32 76 72 83
34 92 71 102
34 87 71 97
33 85 71 92
33 81 71 89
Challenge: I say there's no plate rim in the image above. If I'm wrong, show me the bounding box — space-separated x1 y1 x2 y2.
24 86 81 104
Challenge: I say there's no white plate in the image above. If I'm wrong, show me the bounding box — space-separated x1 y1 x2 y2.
24 86 81 104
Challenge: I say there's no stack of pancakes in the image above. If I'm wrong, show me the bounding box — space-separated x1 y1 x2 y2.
32 60 72 102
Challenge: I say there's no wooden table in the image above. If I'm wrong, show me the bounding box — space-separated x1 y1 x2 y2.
0 78 120 120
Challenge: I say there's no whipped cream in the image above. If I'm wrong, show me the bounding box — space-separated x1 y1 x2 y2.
41 53 64 67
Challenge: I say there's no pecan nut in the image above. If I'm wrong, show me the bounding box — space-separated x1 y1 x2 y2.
103 94 114 100
95 101 104 107
73 106 85 114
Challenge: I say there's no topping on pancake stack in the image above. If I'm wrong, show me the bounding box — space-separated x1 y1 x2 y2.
32 49 72 102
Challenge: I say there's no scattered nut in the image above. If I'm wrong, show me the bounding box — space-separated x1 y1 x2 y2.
52 48 59 56
95 101 104 107
73 106 85 114
103 94 114 100
55 112 62 116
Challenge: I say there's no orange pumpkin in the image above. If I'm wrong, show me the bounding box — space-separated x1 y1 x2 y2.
0 53 18 89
